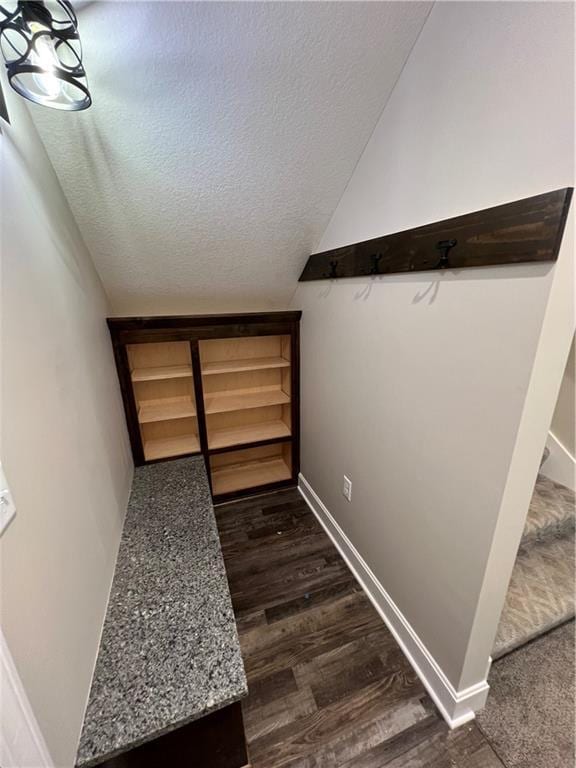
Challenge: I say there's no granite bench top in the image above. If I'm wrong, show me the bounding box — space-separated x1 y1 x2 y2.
76 457 247 767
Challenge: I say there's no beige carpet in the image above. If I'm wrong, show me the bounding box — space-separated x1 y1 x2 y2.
479 621 575 768
522 475 575 544
493 475 575 659
493 532 575 658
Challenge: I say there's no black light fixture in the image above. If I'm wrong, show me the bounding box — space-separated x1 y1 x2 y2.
0 1 90 111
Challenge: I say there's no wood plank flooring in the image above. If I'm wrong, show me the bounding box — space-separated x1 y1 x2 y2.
215 488 506 768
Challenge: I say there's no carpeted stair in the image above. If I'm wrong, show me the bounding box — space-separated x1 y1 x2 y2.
493 474 575 659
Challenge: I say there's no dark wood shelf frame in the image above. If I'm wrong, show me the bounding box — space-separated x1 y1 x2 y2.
94 701 248 768
108 311 301 503
299 188 573 281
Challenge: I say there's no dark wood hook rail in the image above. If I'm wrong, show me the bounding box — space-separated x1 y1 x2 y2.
298 188 573 282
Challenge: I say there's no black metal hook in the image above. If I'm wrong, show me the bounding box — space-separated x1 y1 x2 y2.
369 253 382 275
434 239 457 269
328 259 339 279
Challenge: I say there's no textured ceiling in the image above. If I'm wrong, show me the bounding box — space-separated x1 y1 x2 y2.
32 1 432 315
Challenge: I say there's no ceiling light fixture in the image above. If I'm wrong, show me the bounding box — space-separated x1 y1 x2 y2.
0 1 90 111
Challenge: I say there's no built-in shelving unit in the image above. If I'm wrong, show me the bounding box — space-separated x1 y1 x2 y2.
109 312 300 501
127 341 200 462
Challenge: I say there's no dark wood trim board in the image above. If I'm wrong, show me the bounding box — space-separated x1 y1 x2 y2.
92 702 248 768
299 188 573 281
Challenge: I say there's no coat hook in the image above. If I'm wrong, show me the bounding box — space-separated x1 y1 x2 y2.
328 259 339 279
434 239 457 269
369 253 382 275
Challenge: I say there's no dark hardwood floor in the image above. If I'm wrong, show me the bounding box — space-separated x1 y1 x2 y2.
215 488 505 768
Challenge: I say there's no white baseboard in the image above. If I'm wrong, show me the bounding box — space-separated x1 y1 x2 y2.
0 630 53 768
540 431 575 491
298 474 489 729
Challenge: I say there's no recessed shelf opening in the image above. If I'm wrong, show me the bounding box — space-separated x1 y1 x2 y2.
210 444 292 496
207 404 291 450
142 418 200 461
127 341 199 460
112 314 300 500
200 335 292 456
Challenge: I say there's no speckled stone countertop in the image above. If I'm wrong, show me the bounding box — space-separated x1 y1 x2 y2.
76 457 247 767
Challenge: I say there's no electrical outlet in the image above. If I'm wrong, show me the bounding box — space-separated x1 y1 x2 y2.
0 464 16 536
342 475 352 502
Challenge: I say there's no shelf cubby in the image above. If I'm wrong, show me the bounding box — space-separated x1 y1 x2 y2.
204 386 290 415
141 418 200 461
207 404 291 450
127 341 200 461
208 420 290 451
211 444 292 496
128 342 192 378
200 335 290 369
200 335 292 458
138 397 196 423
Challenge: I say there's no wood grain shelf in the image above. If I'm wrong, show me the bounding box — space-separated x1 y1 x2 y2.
202 357 290 376
131 365 192 382
211 457 291 495
143 433 200 461
204 387 290 415
138 397 197 423
208 420 291 450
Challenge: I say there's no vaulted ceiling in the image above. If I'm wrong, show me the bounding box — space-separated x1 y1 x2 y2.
31 1 432 315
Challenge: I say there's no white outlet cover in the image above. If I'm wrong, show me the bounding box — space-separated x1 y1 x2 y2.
0 464 16 536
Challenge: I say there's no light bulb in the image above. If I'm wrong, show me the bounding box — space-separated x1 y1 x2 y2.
0 0 91 110
29 22 61 98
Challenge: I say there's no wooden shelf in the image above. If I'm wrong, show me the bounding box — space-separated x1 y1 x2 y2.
202 357 290 376
131 365 192 382
144 433 200 461
138 397 196 423
208 420 290 450
204 387 290 415
211 457 291 495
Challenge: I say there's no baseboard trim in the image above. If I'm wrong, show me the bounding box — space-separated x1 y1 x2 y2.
298 474 489 729
0 630 53 767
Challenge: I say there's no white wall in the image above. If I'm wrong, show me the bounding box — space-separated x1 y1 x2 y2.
292 0 574 706
0 85 133 766
551 336 575 453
